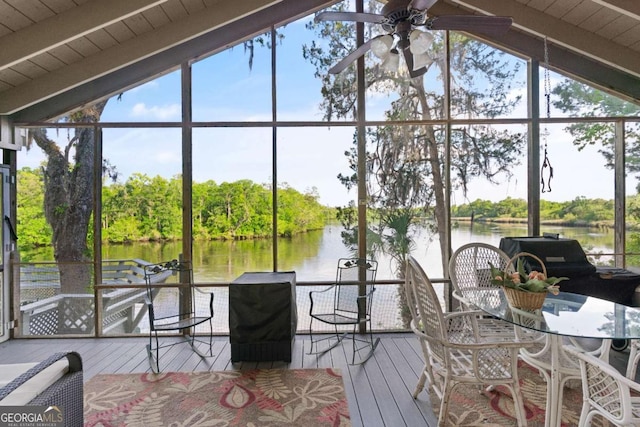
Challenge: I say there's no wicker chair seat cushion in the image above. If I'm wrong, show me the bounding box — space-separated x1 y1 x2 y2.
0 359 69 405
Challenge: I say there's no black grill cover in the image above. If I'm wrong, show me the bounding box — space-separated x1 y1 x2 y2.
229 271 297 362
499 236 596 278
500 236 640 306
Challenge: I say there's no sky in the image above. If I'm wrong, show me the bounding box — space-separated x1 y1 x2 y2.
15 11 633 208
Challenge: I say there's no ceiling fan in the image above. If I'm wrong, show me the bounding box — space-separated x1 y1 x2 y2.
316 0 513 78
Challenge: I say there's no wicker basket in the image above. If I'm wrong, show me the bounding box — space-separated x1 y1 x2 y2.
507 251 547 276
502 286 547 310
502 251 549 311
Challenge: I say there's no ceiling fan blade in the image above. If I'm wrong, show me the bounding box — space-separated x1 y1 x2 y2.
427 16 513 35
402 49 428 79
408 0 438 11
315 11 386 24
328 38 375 74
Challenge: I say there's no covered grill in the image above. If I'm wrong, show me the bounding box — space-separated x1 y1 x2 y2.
499 236 640 306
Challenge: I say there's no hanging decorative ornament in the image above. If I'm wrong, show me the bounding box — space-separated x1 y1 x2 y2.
541 144 553 193
541 37 553 193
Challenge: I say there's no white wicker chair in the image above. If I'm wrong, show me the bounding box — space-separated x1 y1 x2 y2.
405 255 534 427
625 339 640 380
510 305 611 426
566 345 640 426
403 257 436 398
448 242 521 345
449 242 512 310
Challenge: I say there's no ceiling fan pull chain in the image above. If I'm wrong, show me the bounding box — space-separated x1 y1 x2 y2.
541 36 553 193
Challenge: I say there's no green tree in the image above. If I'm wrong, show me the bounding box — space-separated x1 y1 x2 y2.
192 180 217 240
552 79 640 256
540 200 565 220
563 197 613 223
627 195 640 222
16 168 51 248
31 165 332 247
494 197 527 218
28 103 107 293
277 184 326 237
552 80 640 183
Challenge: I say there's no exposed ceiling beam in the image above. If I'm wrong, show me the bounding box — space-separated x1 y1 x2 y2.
429 1 640 103
0 0 169 72
12 0 339 122
0 0 283 116
442 0 640 79
591 0 640 20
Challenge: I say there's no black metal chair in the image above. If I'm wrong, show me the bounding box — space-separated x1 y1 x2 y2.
144 259 214 373
308 258 379 364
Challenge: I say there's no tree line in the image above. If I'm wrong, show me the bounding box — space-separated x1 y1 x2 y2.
451 196 640 225
17 167 331 248
19 163 640 251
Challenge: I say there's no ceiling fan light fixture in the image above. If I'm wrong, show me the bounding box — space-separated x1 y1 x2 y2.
381 48 400 72
371 34 394 59
409 30 434 54
412 52 431 70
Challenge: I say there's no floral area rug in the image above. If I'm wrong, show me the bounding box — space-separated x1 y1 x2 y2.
84 368 350 426
431 360 614 426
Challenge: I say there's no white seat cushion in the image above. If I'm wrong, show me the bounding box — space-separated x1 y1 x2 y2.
0 359 70 406
0 363 38 387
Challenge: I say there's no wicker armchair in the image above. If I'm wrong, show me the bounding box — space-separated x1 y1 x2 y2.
448 242 517 341
509 292 610 427
625 339 640 380
566 345 640 426
0 352 83 425
449 242 513 310
405 256 534 427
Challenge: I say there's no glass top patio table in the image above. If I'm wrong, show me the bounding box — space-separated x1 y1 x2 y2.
471 290 640 340
472 290 640 426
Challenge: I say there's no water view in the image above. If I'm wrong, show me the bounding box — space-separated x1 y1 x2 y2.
17 222 618 335
20 222 615 282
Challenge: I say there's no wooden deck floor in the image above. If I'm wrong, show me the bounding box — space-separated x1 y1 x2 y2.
1 334 633 427
0 333 439 427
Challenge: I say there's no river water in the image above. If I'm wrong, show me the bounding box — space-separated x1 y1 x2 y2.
19 222 616 333
22 222 614 282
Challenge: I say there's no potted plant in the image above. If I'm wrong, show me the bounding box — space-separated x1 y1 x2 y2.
489 252 568 310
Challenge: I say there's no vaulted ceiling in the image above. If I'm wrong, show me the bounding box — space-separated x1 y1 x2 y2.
1 0 638 122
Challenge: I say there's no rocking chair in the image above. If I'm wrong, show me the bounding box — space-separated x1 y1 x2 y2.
144 259 214 373
308 258 379 364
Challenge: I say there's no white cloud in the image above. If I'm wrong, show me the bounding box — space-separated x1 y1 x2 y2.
130 103 180 120
154 149 180 165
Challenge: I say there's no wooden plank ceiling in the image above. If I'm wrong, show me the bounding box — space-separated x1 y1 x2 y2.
0 0 638 120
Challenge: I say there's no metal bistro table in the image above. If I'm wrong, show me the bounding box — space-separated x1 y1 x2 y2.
472 290 640 427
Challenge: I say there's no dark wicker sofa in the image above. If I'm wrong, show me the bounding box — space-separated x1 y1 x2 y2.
0 352 83 425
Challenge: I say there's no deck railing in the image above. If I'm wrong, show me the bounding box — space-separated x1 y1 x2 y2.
12 260 423 338
11 252 640 338
14 259 171 337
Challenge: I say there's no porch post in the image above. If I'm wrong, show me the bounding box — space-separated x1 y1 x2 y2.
356 0 368 333
181 62 194 323
614 120 625 267
527 59 541 236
